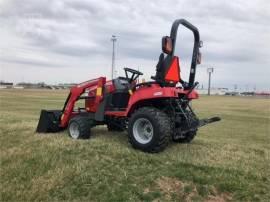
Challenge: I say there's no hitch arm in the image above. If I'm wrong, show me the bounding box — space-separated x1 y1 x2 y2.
198 117 221 128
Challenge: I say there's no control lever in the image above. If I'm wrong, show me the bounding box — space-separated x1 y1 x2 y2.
186 82 199 97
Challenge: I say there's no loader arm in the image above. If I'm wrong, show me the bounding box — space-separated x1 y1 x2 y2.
60 77 106 128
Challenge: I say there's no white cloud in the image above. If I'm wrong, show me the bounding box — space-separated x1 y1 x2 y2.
0 0 269 90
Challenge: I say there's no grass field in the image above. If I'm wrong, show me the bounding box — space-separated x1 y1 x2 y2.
0 89 269 202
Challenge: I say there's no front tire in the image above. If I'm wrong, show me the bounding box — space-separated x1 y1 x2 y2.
68 116 91 139
128 107 171 153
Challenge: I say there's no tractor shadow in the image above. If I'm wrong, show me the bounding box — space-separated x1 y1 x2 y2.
91 126 205 153
91 126 128 144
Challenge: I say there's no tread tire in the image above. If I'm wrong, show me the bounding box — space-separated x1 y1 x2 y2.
128 107 171 153
68 116 91 139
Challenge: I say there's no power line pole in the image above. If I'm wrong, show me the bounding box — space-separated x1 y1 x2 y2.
207 67 214 96
111 35 117 80
234 84 238 91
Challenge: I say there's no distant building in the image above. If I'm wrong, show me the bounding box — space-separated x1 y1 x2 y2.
0 81 77 90
255 91 270 96
58 83 77 89
225 91 270 97
0 82 13 89
225 92 240 96
16 82 47 89
197 88 228 95
13 86 24 89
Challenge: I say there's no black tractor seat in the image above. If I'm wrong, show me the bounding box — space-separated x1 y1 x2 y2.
151 53 178 87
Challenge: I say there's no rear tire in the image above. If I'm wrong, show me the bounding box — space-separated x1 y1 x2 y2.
68 116 91 139
128 107 171 153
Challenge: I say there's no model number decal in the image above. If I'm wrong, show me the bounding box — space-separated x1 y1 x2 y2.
154 92 163 96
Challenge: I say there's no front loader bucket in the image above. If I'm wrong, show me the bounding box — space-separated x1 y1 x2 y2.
36 110 63 133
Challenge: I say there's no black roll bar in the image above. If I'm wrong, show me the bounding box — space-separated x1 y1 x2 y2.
169 19 200 89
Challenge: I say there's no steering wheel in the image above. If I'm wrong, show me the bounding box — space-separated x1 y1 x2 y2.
124 67 143 83
124 67 143 76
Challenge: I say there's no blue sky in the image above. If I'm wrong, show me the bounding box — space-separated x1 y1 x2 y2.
0 0 269 90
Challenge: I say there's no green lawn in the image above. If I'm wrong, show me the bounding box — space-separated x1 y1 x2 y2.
0 89 269 201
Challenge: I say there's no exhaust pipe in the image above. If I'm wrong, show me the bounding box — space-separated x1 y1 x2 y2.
36 110 63 133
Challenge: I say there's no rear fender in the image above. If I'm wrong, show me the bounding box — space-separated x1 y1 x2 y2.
126 85 176 116
126 84 198 116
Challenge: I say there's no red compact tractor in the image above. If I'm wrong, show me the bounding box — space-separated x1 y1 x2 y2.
37 19 220 153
